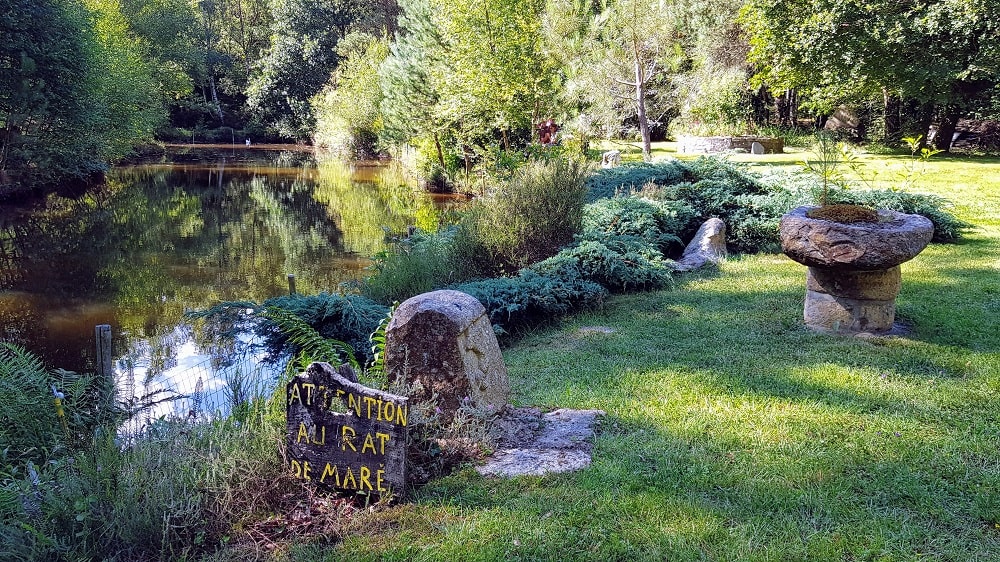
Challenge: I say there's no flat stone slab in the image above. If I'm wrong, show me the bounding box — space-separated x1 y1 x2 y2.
477 409 604 478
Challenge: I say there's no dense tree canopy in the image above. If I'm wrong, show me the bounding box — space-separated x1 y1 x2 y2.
1 0 161 191
741 0 1000 147
3 0 999 194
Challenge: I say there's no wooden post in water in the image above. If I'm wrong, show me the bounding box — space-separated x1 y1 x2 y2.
288 274 297 296
95 325 113 382
95 324 115 412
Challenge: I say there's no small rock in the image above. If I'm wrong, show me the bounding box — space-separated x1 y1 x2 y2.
673 218 727 272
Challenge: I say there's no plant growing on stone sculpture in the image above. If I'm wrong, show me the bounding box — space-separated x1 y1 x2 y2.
802 132 879 223
802 131 848 207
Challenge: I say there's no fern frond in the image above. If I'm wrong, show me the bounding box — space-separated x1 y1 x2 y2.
365 302 398 387
263 306 360 370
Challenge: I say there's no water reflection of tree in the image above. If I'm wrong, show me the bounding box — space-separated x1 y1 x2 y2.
312 158 439 258
2 153 436 375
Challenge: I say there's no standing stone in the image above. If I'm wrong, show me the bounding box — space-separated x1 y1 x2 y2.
384 290 510 419
750 141 765 154
673 218 727 272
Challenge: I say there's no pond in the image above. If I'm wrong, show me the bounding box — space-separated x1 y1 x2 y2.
0 145 457 419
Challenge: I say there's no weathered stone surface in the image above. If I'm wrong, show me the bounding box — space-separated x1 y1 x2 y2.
750 141 765 155
807 266 901 301
803 290 896 333
477 409 604 478
677 135 784 154
673 218 727 272
384 290 510 420
779 206 933 270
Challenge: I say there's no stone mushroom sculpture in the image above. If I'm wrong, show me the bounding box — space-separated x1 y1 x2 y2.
779 206 934 334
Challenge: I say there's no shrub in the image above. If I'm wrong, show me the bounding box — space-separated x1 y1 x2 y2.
585 160 690 202
453 269 607 336
363 228 474 305
458 157 592 275
532 238 673 293
830 189 970 243
581 196 696 255
257 293 390 364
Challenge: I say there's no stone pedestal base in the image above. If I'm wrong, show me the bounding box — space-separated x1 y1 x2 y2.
803 266 901 333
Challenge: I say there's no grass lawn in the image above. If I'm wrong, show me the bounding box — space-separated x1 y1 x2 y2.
288 154 1000 561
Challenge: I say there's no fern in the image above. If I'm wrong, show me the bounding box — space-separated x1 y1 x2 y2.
263 306 360 370
365 302 398 388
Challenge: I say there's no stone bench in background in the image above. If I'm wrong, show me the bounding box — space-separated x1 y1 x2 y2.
677 135 784 154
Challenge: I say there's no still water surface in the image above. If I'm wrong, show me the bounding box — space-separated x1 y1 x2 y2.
0 146 451 416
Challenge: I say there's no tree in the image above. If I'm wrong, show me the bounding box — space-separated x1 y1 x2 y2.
380 0 558 169
741 0 1000 150
312 32 390 157
569 0 685 161
379 0 451 167
247 0 385 139
1 0 100 185
1 0 161 191
84 0 164 159
434 0 559 151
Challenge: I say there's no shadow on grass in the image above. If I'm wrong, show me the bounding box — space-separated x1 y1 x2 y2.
328 245 1000 560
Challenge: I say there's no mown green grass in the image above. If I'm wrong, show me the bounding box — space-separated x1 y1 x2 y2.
288 153 1000 561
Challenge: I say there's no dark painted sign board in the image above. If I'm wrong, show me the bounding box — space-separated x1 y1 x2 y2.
286 362 408 495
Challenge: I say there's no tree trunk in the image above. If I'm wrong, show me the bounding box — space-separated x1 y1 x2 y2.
635 60 651 162
882 88 901 146
209 75 224 125
776 91 790 127
916 102 935 150
433 132 445 168
788 89 798 125
933 106 961 152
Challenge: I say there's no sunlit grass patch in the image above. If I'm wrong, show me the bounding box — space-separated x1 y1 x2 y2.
263 153 1000 560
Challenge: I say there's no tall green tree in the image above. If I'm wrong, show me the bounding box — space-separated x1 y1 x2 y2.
85 0 164 159
435 0 559 150
379 0 451 167
1 0 160 191
561 0 685 160
246 0 385 139
1 0 100 185
312 32 390 157
741 0 1000 149
380 0 558 169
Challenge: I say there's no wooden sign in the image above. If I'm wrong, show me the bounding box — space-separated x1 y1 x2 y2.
286 362 408 495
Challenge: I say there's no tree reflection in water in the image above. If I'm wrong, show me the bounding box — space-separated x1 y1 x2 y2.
0 147 451 417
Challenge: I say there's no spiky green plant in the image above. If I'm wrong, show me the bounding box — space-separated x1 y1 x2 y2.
263 306 361 372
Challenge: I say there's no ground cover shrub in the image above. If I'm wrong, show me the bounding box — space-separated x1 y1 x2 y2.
532 239 673 293
585 160 690 202
257 293 390 364
453 269 607 336
588 158 967 253
581 196 696 255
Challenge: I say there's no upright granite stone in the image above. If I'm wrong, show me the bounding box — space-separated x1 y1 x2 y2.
673 218 727 272
384 290 510 419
